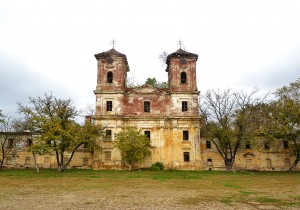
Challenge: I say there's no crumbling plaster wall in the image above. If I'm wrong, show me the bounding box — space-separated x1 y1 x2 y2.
96 56 127 91
200 139 299 171
168 59 197 92
92 117 201 170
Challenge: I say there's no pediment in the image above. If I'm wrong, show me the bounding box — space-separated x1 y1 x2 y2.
127 85 167 94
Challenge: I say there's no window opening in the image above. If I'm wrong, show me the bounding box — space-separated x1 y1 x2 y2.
264 141 270 149
144 131 151 139
105 130 112 141
83 157 89 166
27 139 32 147
266 158 272 168
107 71 113 83
207 158 213 166
182 101 188 112
285 158 290 167
183 152 190 162
144 101 150 112
183 130 189 141
206 140 212 149
25 157 31 165
105 151 111 161
8 139 14 148
283 140 289 149
106 101 113 111
245 141 251 149
180 72 187 83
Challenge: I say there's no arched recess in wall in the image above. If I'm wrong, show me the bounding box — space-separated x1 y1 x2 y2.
107 71 113 83
180 72 187 84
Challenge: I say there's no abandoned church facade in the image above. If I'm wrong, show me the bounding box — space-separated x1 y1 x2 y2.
92 48 202 170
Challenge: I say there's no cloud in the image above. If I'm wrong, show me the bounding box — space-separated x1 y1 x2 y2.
241 47 300 92
0 52 72 116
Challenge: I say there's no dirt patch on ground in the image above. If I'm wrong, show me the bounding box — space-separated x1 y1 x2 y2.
0 170 299 209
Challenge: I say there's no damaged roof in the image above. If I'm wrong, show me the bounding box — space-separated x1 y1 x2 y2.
165 48 198 72
94 48 129 72
94 48 127 60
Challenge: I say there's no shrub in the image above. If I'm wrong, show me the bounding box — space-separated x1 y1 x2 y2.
151 162 164 171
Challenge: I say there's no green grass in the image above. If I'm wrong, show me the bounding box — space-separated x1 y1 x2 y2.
223 183 242 189
220 196 234 205
256 196 282 203
0 169 299 209
239 190 255 195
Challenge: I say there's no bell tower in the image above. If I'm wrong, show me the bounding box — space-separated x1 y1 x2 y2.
166 46 198 93
94 48 129 92
93 46 129 116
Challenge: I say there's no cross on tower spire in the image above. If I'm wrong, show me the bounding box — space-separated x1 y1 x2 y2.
110 39 116 49
177 39 183 49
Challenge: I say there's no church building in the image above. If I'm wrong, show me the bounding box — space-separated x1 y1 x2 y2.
91 46 202 170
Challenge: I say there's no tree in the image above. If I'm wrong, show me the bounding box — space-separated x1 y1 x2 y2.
81 103 95 117
267 79 300 171
200 88 267 170
127 76 140 88
28 139 45 173
12 114 44 172
18 92 104 172
0 113 21 171
114 127 151 170
145 77 158 87
145 77 168 88
158 51 168 67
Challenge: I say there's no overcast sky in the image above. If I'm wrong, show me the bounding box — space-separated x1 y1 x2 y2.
1 0 300 117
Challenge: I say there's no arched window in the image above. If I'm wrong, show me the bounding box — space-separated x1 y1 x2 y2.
180 72 187 83
107 71 113 83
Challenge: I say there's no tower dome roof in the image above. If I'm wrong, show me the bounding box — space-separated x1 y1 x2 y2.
94 48 126 60
94 48 129 72
165 48 198 72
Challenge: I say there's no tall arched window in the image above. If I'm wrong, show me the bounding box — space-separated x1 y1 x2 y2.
107 71 113 83
180 72 187 83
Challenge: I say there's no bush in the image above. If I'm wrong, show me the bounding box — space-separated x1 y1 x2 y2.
150 162 164 171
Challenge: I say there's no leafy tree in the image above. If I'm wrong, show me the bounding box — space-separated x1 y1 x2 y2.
0 113 21 171
145 77 158 86
266 79 300 171
145 77 168 88
18 93 104 172
114 127 151 170
200 88 267 170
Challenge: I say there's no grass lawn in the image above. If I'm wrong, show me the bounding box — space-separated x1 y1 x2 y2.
0 169 299 209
